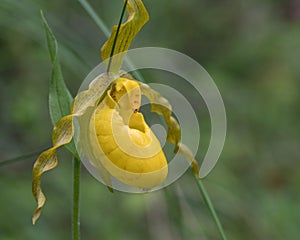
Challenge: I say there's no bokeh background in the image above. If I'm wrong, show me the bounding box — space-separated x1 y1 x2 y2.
1 0 300 239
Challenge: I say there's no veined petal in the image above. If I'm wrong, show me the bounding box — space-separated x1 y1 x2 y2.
32 74 111 224
32 116 74 224
177 143 199 176
139 83 199 176
32 149 58 225
139 83 181 152
101 0 149 72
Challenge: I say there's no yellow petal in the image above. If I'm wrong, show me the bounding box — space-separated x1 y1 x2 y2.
94 110 168 189
101 0 149 72
32 149 58 224
177 143 199 176
32 74 111 224
89 78 168 189
139 83 181 152
32 116 72 224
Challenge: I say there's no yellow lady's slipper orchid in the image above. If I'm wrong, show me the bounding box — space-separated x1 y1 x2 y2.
32 0 196 224
90 78 168 189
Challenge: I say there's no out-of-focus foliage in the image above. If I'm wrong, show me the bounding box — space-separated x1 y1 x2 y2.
1 0 300 239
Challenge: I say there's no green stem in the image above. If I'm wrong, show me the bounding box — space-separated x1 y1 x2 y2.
72 157 81 240
194 175 228 240
0 149 46 167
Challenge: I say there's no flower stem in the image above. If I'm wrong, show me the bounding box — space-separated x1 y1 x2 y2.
72 157 81 240
194 174 228 240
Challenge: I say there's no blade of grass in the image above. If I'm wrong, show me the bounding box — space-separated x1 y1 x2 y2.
77 0 110 37
0 149 47 167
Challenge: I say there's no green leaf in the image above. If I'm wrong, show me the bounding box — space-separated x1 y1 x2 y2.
41 11 73 125
41 11 77 155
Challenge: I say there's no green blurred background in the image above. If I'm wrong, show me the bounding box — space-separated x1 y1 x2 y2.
1 0 300 239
